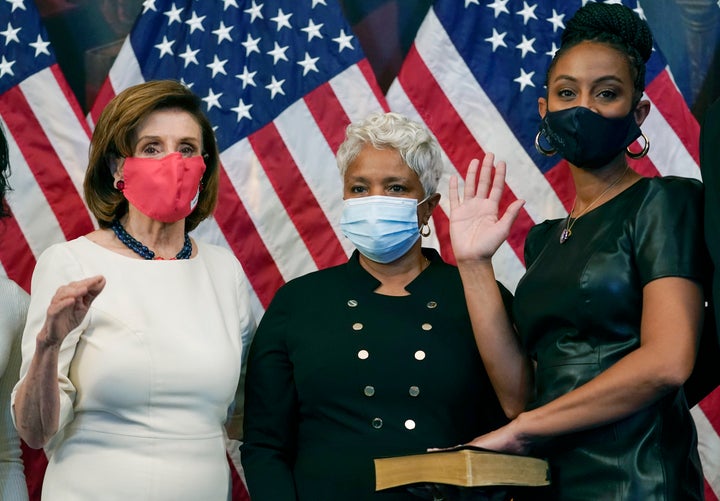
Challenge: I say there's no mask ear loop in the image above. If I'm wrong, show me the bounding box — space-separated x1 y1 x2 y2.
535 130 556 156
626 133 650 159
418 193 432 205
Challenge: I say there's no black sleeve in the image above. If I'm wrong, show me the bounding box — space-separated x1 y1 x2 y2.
633 177 704 285
241 284 299 500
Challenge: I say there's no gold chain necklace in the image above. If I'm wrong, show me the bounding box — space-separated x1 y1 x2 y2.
560 166 629 244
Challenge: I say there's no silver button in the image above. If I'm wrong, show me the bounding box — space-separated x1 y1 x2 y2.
372 417 383 429
421 323 432 331
426 301 438 309
414 350 426 361
358 349 369 360
404 419 416 430
347 299 358 307
409 386 420 397
364 385 375 397
352 322 363 331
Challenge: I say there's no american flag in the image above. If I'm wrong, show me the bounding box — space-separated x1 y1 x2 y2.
0 1 95 498
2 0 719 499
385 0 719 498
89 0 388 315
0 0 94 292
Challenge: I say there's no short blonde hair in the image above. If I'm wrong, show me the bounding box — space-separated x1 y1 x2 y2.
84 80 220 231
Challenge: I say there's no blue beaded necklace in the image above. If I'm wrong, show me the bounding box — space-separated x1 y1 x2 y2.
111 219 192 260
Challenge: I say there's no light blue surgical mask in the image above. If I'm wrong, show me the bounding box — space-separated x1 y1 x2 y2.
340 195 429 264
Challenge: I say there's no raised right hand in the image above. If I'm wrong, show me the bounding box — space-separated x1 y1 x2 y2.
40 275 106 347
448 154 525 263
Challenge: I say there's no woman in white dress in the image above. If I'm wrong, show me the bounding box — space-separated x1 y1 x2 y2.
0 125 30 500
11 80 255 501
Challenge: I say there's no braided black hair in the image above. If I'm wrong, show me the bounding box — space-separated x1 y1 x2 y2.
546 3 653 101
0 124 10 219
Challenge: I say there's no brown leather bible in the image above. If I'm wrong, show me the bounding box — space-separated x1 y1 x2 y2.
374 446 550 492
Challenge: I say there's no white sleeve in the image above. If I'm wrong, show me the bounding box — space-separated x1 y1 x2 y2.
11 243 92 452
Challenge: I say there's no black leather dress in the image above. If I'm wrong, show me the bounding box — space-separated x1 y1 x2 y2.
513 176 706 500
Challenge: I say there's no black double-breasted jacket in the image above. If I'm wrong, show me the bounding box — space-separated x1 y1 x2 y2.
241 249 509 500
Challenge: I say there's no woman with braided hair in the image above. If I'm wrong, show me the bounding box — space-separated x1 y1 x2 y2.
448 3 705 499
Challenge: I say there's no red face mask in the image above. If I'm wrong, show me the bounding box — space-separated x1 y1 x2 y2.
121 152 206 223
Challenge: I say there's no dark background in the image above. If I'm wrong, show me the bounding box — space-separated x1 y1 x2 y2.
36 0 720 124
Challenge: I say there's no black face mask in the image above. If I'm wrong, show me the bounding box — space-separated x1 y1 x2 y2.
538 106 642 169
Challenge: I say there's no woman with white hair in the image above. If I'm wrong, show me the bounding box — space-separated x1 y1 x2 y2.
241 112 510 500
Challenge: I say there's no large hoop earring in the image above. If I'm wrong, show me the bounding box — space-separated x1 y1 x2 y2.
534 130 556 156
420 223 431 237
626 133 649 159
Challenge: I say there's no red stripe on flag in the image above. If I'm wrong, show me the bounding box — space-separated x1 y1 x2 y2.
544 160 574 212
398 45 532 261
397 47 484 173
213 167 285 309
628 154 661 178
0 211 36 292
501 189 533 263
645 70 700 165
227 453 250 501
699 385 720 436
432 208 453 263
357 59 389 113
248 122 347 270
50 65 92 137
706 480 719 501
0 90 94 240
304 82 350 154
88 79 117 127
21 443 47 501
